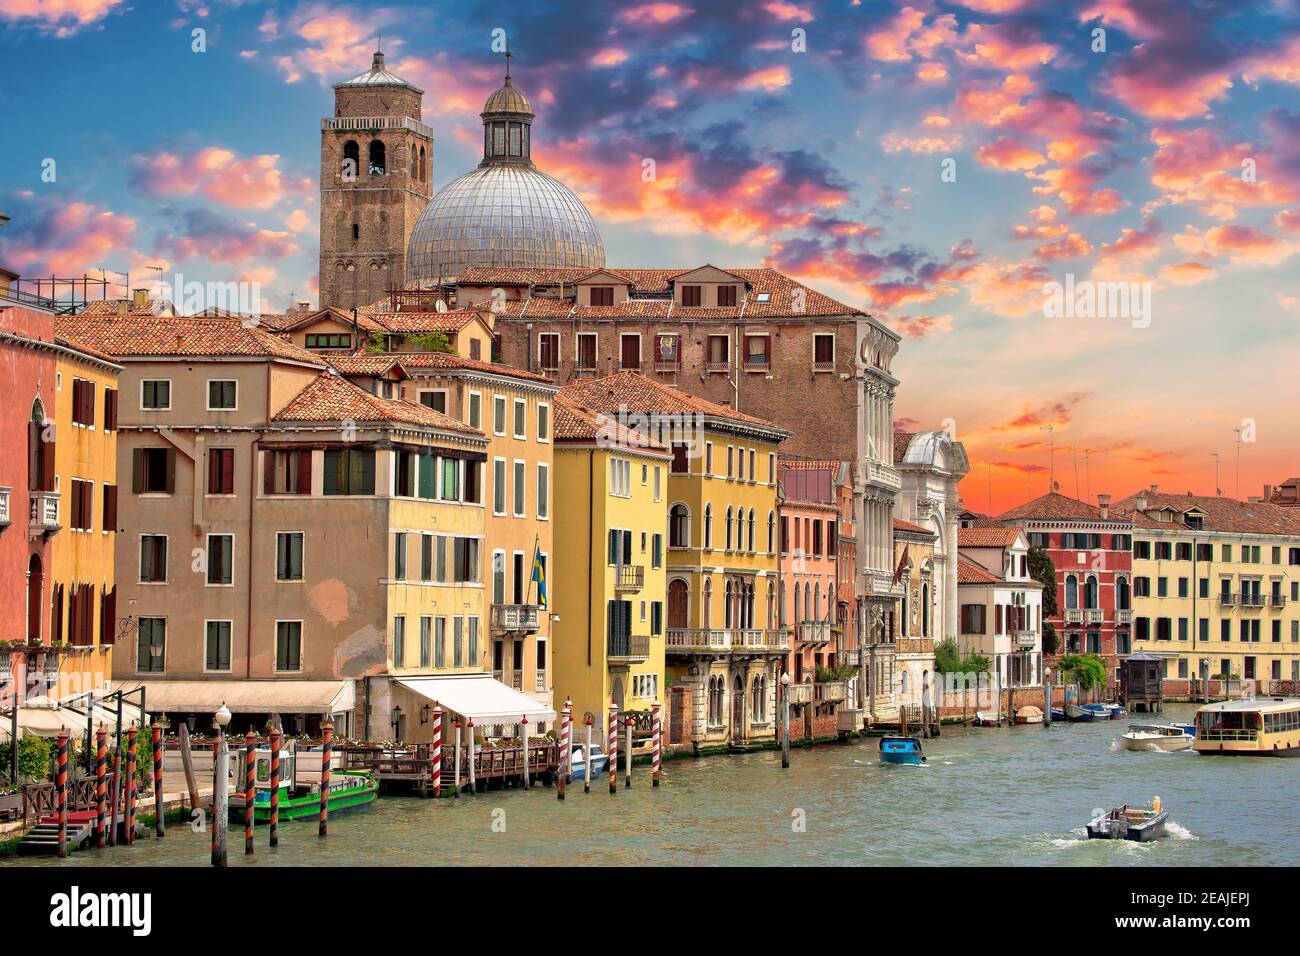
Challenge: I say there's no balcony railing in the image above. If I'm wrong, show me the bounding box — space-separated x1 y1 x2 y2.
1013 630 1036 648
1083 608 1104 624
665 628 785 654
1240 594 1265 608
815 680 848 703
29 491 60 536
1220 592 1237 606
794 621 832 644
863 460 902 492
1115 608 1133 625
653 360 680 374
614 565 644 591
535 669 547 691
785 683 814 705
1064 608 1084 624
0 486 10 529
607 633 650 663
704 361 730 374
1271 594 1287 609
743 358 770 373
812 360 836 373
491 604 541 633
321 114 435 139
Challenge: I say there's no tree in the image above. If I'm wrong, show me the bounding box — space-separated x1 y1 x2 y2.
1028 546 1058 617
1056 653 1108 691
408 330 456 354
1041 621 1058 655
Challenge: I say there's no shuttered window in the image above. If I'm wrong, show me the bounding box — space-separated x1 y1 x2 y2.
208 447 235 495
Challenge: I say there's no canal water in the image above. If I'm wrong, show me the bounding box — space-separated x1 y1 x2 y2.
8 705 1297 866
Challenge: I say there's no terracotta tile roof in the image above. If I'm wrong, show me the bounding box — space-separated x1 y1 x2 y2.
893 517 935 537
53 316 326 365
370 310 480 334
76 298 176 317
455 266 862 318
893 432 915 464
278 307 385 334
957 556 1004 585
558 370 788 437
272 371 483 435
995 491 1117 523
1111 490 1300 536
53 334 122 366
194 306 294 330
327 355 410 377
381 350 555 384
957 527 1022 548
552 396 669 454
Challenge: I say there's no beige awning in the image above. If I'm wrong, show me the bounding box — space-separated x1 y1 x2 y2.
0 691 144 740
110 679 355 716
396 674 555 726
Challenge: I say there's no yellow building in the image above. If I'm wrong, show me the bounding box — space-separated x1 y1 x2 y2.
559 372 789 751
550 397 670 731
48 329 122 699
1116 489 1300 692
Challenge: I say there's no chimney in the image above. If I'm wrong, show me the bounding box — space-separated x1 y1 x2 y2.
295 300 311 314
132 287 149 309
1149 483 1158 493
1264 484 1272 501
1135 491 1148 512
1098 493 1110 519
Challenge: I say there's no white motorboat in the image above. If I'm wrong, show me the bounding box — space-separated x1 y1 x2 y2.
1119 724 1193 752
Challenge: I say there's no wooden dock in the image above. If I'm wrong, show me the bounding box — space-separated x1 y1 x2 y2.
343 742 560 795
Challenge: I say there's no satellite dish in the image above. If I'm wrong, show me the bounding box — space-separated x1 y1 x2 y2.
435 299 448 313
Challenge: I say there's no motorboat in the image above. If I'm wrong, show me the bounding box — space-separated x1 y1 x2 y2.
1064 704 1094 722
1086 799 1168 841
1119 724 1193 752
1014 705 1044 725
879 736 925 765
972 711 1000 727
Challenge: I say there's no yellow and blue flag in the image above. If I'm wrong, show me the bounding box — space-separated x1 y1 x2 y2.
531 544 547 609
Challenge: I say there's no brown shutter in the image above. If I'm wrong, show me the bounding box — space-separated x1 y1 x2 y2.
164 449 176 494
101 586 117 645
207 449 219 494
105 388 118 431
222 448 235 494
103 484 117 530
296 450 312 494
263 450 275 495
39 424 55 491
132 448 146 493
81 482 92 530
86 381 95 426
52 584 63 643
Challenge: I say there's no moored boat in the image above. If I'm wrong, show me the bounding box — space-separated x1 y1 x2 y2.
569 743 608 779
879 736 925 765
1081 702 1113 720
1120 724 1193 752
1086 799 1168 841
1064 704 1094 722
972 711 1000 726
229 769 377 823
1050 707 1067 722
1013 705 1044 725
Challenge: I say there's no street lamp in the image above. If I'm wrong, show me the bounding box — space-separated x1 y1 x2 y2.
780 672 792 769
211 702 231 867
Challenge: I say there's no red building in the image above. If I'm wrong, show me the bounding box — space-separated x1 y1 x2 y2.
992 492 1135 682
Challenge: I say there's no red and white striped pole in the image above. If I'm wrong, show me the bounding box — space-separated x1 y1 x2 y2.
607 700 618 796
94 728 107 847
557 698 571 801
319 720 332 838
430 707 443 798
651 700 662 787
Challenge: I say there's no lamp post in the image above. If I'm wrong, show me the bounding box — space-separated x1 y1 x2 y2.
1044 666 1052 727
780 672 791 769
211 702 231 867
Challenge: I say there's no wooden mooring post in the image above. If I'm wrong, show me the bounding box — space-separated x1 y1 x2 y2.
151 721 164 838
244 730 255 856
521 716 530 790
268 727 281 847
125 727 137 844
557 700 571 801
583 714 593 793
431 707 443 797
624 716 633 789
319 720 333 837
177 722 200 816
55 731 68 859
94 728 107 848
651 700 662 786
607 701 618 796
453 719 462 797
466 720 477 794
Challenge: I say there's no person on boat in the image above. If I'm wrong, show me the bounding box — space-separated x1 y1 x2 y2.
1151 795 1162 814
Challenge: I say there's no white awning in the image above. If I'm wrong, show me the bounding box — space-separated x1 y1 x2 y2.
396 674 555 725
110 679 355 716
0 691 144 740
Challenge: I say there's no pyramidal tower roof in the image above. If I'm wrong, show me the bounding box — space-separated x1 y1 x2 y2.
335 49 422 94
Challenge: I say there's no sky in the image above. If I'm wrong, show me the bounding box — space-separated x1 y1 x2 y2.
0 0 1297 514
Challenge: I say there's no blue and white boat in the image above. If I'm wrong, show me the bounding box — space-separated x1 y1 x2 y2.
1081 703 1114 720
1064 704 1095 722
879 736 925 765
568 743 608 780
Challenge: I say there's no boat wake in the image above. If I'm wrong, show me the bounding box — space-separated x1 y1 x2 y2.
1165 820 1197 841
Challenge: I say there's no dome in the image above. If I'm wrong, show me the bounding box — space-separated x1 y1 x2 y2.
406 65 604 286
407 164 605 284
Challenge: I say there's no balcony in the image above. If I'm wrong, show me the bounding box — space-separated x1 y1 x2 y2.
29 491 60 537
321 115 434 139
614 564 644 592
665 628 785 655
704 361 730 374
812 360 836 373
1064 608 1084 624
491 604 541 633
815 680 848 703
743 358 770 373
1116 608 1133 625
607 633 650 664
794 621 832 645
653 359 680 374
1013 630 1036 649
1084 608 1104 625
1271 594 1288 609
0 486 10 529
1240 594 1265 608
1220 592 1237 606
862 459 902 492
785 683 814 705
859 569 903 599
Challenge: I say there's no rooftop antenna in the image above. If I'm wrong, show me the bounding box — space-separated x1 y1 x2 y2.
1084 448 1091 501
987 463 992 516
1231 427 1242 499
1071 445 1080 500
1211 452 1221 496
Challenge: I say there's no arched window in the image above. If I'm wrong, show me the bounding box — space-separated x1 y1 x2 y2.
767 510 776 554
803 581 811 623
900 589 909 637
725 506 734 551
751 675 767 723
410 147 417 178
703 505 713 550
368 140 386 175
1065 575 1078 609
724 580 734 628
29 398 53 493
668 578 688 629
1116 575 1130 610
342 140 359 178
351 223 359 241
669 503 690 548
1084 574 1098 609
766 580 775 630
702 578 712 628
813 582 821 622
922 583 930 637
420 145 428 181
747 509 756 553
901 669 910 699
707 676 723 727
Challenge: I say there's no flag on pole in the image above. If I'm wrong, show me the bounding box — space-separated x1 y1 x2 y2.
893 544 910 585
531 539 547 609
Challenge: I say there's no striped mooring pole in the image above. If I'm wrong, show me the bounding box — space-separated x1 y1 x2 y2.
56 731 69 858
583 714 593 793
268 728 281 847
556 699 571 801
151 721 165 838
243 730 255 856
108 750 120 847
607 700 618 796
466 720 476 794
430 707 443 797
126 728 137 845
452 718 462 797
319 720 333 837
94 728 107 847
521 715 530 790
651 700 662 787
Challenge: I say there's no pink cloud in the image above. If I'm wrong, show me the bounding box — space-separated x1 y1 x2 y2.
130 147 308 211
0 0 125 36
619 3 693 24
977 137 1045 170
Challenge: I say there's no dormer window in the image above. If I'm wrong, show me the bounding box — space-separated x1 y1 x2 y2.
682 285 702 307
718 285 737 307
1186 515 1203 530
590 286 614 306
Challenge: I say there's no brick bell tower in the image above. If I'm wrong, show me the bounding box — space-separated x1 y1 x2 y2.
318 48 433 311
